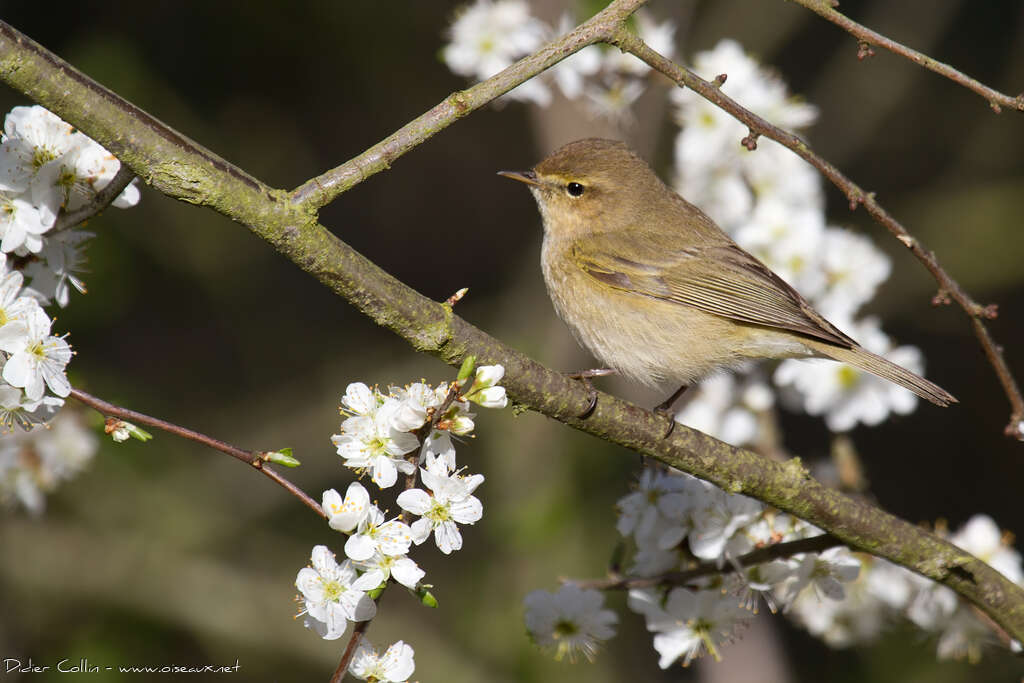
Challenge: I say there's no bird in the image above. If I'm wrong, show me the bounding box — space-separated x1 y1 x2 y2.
498 137 956 413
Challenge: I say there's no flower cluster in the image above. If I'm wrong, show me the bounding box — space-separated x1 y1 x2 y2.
613 467 1024 666
0 409 98 514
789 513 1024 662
521 465 1023 668
0 105 140 512
295 364 508 681
0 105 139 304
443 0 675 119
615 465 847 667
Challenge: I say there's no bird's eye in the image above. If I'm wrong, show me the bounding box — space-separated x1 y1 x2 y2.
566 182 585 197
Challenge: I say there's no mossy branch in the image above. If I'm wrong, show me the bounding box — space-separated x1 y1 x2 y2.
1 4 1023 644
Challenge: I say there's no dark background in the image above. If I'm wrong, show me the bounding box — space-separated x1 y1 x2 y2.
0 1 1022 681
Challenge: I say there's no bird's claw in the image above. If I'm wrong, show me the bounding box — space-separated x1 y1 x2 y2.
565 368 615 419
653 384 689 439
653 404 677 438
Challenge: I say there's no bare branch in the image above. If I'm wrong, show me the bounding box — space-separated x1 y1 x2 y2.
51 164 136 233
332 619 372 683
576 534 843 591
788 0 1024 113
288 0 648 211
610 29 1024 439
69 388 324 517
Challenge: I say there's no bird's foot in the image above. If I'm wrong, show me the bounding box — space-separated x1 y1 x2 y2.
653 384 690 438
565 368 616 418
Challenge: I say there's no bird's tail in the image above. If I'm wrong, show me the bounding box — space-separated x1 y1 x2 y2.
805 341 957 407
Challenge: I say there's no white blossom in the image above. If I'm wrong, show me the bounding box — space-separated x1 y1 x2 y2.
332 397 419 488
397 462 484 554
442 0 549 104
583 78 645 122
0 385 62 432
0 306 72 400
524 584 617 662
0 264 38 343
463 363 508 408
321 482 372 533
343 505 414 562
688 483 763 562
420 429 457 472
733 197 826 297
0 409 94 513
348 640 415 683
674 373 771 447
0 193 50 253
610 466 692 548
389 381 442 431
341 382 381 417
0 105 81 197
353 550 425 591
630 587 750 667
783 547 862 603
295 545 377 641
0 106 139 227
22 229 93 307
813 227 892 319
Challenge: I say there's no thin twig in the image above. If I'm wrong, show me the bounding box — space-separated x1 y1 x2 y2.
331 618 371 683
51 164 136 233
69 388 325 517
576 534 842 591
788 0 1024 113
288 0 648 210
611 29 1024 439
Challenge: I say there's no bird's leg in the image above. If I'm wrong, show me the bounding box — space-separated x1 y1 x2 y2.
565 368 616 418
653 384 690 438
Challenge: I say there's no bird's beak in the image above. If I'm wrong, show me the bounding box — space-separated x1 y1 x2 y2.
497 169 540 187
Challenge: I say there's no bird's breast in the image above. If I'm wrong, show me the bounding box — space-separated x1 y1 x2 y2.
539 236 750 386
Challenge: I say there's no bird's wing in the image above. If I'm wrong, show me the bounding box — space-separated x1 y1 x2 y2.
570 227 856 348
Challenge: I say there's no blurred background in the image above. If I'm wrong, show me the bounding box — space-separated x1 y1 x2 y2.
1 0 1023 680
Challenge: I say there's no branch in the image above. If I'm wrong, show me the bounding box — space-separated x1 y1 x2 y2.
288 0 648 211
788 0 1024 114
576 534 843 591
332 619 371 683
51 163 136 233
3 11 1024 642
609 29 1024 439
69 388 324 518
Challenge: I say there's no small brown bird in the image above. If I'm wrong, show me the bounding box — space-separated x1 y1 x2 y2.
499 138 956 408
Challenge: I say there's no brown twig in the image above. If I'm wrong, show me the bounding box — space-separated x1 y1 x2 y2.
69 388 325 517
331 619 371 683
51 164 136 233
576 534 842 591
288 0 649 210
788 0 1024 114
611 29 1024 439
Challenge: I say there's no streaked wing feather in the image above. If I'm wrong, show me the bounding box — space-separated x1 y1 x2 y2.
572 229 855 348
